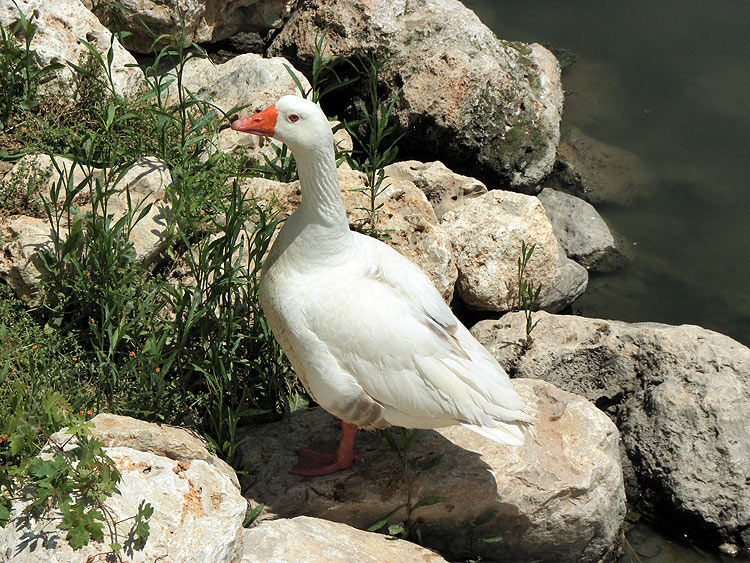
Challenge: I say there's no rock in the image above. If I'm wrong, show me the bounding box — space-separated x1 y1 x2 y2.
471 311 750 546
0 155 172 298
241 379 625 563
268 0 563 191
0 415 247 562
0 0 144 100
384 160 487 220
241 168 458 301
227 31 265 54
441 190 586 312
551 126 652 206
173 53 310 163
537 187 625 271
84 413 239 489
0 215 56 298
84 0 294 53
240 516 447 562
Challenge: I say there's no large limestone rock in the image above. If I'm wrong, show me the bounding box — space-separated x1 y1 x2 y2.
471 311 750 547
441 190 587 312
84 0 294 53
384 160 487 220
241 379 625 563
268 0 563 190
241 516 447 562
0 155 172 298
0 415 247 562
0 0 144 100
241 168 458 301
537 187 625 272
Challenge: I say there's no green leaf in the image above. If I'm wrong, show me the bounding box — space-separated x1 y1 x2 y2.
366 503 407 532
470 508 499 528
387 522 406 535
67 523 91 550
243 502 264 527
480 535 503 543
412 495 448 510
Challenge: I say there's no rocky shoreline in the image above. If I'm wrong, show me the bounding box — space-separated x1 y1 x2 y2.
1 0 748 561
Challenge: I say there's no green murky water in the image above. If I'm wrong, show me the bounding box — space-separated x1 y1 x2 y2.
463 1 750 561
464 0 750 347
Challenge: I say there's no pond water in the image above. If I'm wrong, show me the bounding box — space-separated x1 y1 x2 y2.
463 0 750 348
463 1 749 561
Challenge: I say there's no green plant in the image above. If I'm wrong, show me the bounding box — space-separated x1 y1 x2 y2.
284 27 358 104
0 156 50 217
0 1 64 128
345 54 403 236
0 396 153 560
516 239 542 347
367 428 447 543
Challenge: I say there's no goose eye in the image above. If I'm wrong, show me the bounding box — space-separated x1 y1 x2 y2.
288 114 300 123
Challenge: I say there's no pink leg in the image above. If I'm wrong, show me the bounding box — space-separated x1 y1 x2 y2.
291 421 363 476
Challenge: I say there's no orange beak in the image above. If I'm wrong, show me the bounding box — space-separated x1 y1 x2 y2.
231 105 279 137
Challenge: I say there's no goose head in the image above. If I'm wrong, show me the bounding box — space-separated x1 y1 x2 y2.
231 95 333 154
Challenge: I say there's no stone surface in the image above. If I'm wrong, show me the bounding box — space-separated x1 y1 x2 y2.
0 0 144 100
441 190 586 312
0 155 172 298
240 516 447 562
0 416 247 562
384 160 487 220
268 0 563 190
241 168 458 301
84 0 294 53
551 126 652 206
537 187 624 271
241 379 625 563
471 311 750 546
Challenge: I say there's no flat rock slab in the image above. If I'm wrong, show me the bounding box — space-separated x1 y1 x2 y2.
241 379 625 563
241 516 446 562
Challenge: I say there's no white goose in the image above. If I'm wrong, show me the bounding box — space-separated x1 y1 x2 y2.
232 96 534 476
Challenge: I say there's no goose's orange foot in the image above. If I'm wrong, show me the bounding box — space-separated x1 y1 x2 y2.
290 421 361 476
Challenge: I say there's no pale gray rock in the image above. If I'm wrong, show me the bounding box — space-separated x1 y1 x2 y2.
0 416 247 562
241 516 447 562
384 160 488 220
538 187 624 271
441 190 586 312
268 0 563 190
471 311 750 546
0 0 144 100
552 126 652 206
241 379 625 563
0 215 55 298
83 0 294 53
241 169 458 301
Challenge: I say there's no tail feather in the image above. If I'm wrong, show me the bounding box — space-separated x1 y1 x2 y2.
463 420 530 447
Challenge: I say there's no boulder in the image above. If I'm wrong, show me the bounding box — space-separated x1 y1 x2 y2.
84 0 294 53
0 415 247 562
240 516 447 562
384 160 487 220
0 155 172 298
471 311 750 546
550 126 652 206
441 190 587 312
537 187 625 271
0 0 144 100
241 168 458 301
241 379 625 563
268 0 563 190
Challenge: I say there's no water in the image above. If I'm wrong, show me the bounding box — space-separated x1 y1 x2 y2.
462 2 750 561
463 0 750 347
